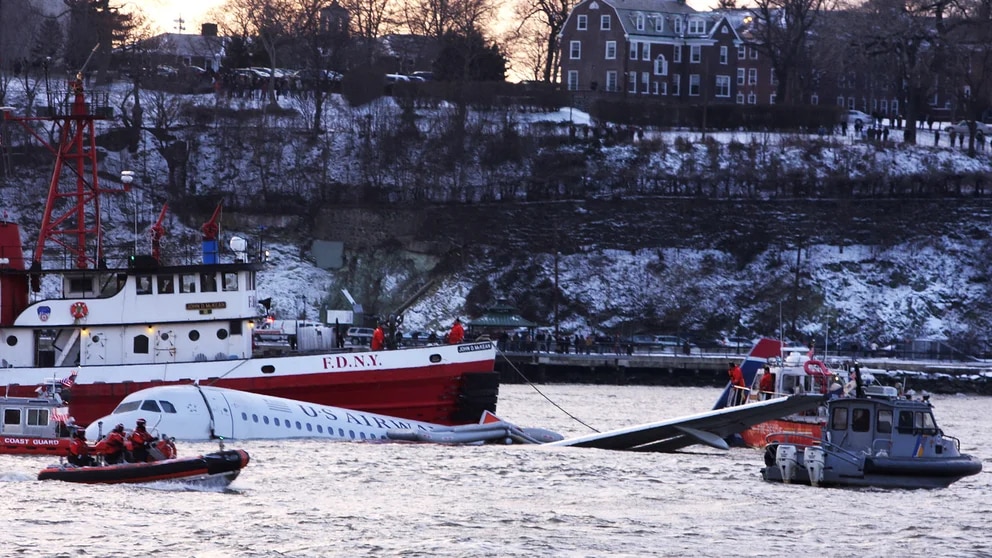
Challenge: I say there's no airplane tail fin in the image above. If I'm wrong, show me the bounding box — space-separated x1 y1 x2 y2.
479 410 502 424
712 338 782 410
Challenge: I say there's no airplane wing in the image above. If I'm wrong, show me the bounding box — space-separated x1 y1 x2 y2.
546 394 824 452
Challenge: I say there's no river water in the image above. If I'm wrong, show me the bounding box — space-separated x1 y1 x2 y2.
1 385 988 557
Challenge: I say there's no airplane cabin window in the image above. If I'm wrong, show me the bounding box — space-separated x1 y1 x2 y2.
295 421 302 429
317 425 323 433
241 412 248 421
338 428 344 437
263 416 270 424
306 423 313 432
140 400 161 412
274 418 281 426
252 414 259 423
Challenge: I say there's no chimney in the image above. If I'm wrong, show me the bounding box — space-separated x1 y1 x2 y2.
201 23 218 36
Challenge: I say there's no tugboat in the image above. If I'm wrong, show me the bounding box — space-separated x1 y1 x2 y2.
0 74 498 428
760 385 982 489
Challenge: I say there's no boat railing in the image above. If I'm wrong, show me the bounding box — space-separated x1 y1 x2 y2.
764 432 819 447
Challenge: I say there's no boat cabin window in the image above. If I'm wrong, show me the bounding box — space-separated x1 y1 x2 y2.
830 407 848 430
201 273 218 292
897 410 938 435
134 335 149 354
68 276 96 295
851 408 870 432
223 272 238 291
136 276 153 295
4 408 21 426
876 409 892 434
158 275 175 294
180 274 197 293
112 401 142 414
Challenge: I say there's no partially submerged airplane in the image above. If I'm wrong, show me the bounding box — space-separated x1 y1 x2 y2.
85 384 822 452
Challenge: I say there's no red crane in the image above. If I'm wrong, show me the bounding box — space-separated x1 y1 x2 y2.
150 203 169 262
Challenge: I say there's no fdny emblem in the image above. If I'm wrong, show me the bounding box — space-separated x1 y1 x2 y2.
38 306 51 322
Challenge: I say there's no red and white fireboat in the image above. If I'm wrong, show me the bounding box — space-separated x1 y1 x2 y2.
0 74 498 428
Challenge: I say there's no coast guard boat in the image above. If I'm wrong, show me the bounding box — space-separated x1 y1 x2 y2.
760 385 982 488
0 75 497 428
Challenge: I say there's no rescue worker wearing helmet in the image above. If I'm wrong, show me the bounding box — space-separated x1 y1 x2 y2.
67 429 95 467
92 423 127 464
128 418 156 462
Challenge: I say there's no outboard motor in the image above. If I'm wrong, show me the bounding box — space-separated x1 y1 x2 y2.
804 446 826 486
776 444 798 483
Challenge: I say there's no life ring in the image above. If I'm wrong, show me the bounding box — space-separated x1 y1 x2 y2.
70 301 88 319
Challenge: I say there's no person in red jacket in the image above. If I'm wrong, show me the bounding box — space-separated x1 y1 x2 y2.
728 362 747 405
371 323 385 351
129 418 156 462
758 365 775 400
448 318 465 345
93 423 127 464
67 429 95 467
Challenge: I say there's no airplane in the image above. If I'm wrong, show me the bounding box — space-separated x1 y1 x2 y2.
85 383 823 452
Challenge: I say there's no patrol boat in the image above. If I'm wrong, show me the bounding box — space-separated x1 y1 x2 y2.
761 386 982 488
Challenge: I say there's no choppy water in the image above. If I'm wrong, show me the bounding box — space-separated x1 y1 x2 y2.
1 385 988 557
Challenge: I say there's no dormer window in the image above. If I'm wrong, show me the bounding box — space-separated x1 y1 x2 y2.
655 17 663 32
636 13 644 31
688 18 705 34
674 17 682 34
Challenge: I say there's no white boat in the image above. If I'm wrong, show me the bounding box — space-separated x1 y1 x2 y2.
0 74 498 428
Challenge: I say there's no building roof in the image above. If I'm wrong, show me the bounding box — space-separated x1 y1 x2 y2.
146 33 226 58
467 303 539 329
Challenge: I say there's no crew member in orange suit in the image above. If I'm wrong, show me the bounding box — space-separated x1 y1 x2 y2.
93 423 127 464
129 418 156 462
371 323 385 351
67 429 95 466
448 318 465 345
728 362 747 405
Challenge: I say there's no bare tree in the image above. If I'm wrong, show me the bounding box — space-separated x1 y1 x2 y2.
340 0 394 66
749 0 832 104
402 0 495 38
513 0 573 83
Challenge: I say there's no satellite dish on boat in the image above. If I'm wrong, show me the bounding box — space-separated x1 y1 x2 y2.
230 236 248 262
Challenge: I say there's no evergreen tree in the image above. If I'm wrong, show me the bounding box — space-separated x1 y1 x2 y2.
433 29 506 81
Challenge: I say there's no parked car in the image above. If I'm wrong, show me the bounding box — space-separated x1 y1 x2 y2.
346 326 374 346
844 109 871 126
944 121 990 135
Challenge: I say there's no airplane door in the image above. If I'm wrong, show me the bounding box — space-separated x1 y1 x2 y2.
198 388 235 439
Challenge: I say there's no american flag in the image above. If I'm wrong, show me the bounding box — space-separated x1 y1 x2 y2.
51 407 71 423
60 370 78 388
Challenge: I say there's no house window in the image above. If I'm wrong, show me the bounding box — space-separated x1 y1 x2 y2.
881 99 888 113
660 81 667 95
848 97 855 109
672 74 680 96
567 70 579 91
641 72 650 93
674 17 682 34
673 45 682 63
606 70 618 92
630 41 638 60
715 75 730 97
654 55 668 76
601 15 611 30
837 96 845 106
570 41 581 59
770 93 776 104
721 25 728 34
748 68 757 85
636 13 645 31
689 74 700 96
737 68 745 85
720 46 728 64
606 41 616 59
642 42 650 60
891 100 899 113
577 14 587 30
749 47 758 59
690 45 701 63
748 92 756 104
736 92 745 104
737 45 746 59
653 81 659 95
628 71 637 93
771 69 778 86
811 94 819 105
655 17 663 32
688 18 704 34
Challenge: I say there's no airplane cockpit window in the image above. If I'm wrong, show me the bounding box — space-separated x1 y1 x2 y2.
159 401 177 413
140 400 161 412
112 401 141 414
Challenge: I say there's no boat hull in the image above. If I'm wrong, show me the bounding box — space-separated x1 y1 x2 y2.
37 449 250 485
0 436 71 456
3 343 498 427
